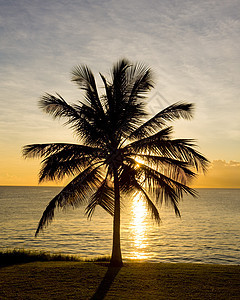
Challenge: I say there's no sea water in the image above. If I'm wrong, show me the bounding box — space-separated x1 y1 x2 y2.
0 186 239 264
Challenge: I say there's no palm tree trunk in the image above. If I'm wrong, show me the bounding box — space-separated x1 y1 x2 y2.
110 166 123 267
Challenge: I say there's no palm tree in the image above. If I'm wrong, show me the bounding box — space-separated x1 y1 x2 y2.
23 59 208 267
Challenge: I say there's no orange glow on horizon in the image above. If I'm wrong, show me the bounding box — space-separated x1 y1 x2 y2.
0 155 240 188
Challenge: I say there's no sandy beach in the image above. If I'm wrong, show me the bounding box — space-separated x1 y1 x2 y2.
1 261 239 299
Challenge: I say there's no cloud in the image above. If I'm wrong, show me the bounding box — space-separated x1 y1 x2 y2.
194 160 240 188
0 0 240 185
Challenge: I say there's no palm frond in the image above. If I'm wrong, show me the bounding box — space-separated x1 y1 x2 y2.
22 143 103 159
106 60 154 141
120 158 196 217
39 157 103 182
162 139 209 172
134 189 160 224
72 110 110 147
127 62 154 102
128 102 194 140
118 163 160 223
119 163 138 194
85 174 115 218
139 163 198 214
133 154 196 182
99 73 113 112
110 59 135 116
125 131 209 173
115 102 147 141
71 65 104 116
35 165 103 236
123 126 173 154
39 93 92 143
39 93 81 121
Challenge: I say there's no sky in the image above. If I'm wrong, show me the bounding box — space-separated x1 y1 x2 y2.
0 0 239 187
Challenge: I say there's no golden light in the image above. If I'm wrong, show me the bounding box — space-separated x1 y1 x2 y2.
130 193 149 260
134 157 145 169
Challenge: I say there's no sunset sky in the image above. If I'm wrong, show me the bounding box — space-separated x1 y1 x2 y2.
0 0 239 188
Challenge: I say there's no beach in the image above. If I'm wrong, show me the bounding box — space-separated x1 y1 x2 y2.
1 261 240 299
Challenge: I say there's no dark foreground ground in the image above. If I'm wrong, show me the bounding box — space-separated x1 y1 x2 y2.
0 261 239 299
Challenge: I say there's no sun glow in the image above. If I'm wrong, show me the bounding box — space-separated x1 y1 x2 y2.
130 193 149 260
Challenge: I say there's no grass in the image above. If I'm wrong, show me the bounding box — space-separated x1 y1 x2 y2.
0 259 239 299
0 249 110 267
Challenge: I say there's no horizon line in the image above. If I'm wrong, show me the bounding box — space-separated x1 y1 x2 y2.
0 185 239 189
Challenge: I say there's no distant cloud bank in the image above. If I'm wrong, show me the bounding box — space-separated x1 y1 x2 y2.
194 160 240 188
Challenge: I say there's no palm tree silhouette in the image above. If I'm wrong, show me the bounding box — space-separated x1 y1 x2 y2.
23 59 208 266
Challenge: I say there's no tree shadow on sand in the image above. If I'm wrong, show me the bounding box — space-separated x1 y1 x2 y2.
90 265 121 300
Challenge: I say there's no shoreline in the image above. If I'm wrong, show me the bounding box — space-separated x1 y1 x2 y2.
1 248 239 267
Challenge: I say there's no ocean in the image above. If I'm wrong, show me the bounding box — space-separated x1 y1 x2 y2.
0 186 239 264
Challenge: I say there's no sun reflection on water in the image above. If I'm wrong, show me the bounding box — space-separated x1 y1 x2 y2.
130 193 150 260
